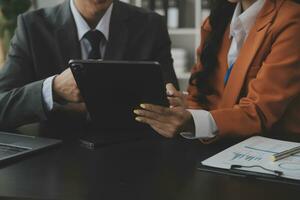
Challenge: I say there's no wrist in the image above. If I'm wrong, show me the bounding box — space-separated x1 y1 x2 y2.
52 75 64 103
184 112 195 133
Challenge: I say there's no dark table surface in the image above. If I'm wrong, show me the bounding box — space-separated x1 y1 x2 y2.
0 130 300 200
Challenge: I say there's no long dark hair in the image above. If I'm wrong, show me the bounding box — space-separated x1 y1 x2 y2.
189 0 235 104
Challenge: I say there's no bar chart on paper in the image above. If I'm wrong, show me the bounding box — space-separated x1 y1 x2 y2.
231 152 263 162
202 136 300 180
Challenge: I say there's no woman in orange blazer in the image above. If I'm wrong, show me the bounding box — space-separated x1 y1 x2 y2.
135 0 300 140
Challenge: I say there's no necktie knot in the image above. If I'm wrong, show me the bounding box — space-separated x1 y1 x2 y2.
84 30 105 59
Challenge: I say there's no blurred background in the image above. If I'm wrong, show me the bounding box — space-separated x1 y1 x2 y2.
0 0 209 89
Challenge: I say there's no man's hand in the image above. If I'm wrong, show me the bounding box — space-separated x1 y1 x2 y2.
53 68 83 103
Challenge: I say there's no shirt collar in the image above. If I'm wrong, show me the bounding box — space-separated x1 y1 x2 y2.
70 0 113 41
230 0 265 38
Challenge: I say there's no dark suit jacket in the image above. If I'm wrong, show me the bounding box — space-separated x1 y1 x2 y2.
0 0 178 132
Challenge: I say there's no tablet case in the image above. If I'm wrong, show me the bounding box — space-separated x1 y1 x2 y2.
69 60 169 138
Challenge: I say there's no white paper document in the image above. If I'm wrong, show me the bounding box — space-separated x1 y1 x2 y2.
202 136 300 180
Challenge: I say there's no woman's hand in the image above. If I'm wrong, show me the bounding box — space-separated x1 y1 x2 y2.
134 83 194 138
134 104 195 138
166 83 188 108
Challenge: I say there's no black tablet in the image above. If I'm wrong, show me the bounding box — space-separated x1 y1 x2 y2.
69 60 169 136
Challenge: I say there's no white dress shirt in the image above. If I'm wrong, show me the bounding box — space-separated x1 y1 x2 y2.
228 0 265 68
42 0 113 111
181 0 265 139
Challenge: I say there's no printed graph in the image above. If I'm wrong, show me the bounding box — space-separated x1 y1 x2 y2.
231 152 263 162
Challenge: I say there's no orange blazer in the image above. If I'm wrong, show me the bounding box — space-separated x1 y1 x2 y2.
187 0 300 137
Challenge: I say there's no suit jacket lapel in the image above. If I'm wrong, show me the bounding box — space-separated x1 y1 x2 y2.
104 1 129 60
220 0 283 108
55 1 81 71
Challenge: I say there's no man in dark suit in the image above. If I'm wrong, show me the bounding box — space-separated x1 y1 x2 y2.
0 0 178 133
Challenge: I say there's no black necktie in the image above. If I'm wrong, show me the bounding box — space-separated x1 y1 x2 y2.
84 30 105 59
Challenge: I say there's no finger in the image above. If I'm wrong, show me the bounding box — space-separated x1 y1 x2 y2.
135 116 171 133
62 103 87 113
135 117 169 138
166 83 180 97
150 123 179 138
150 125 174 138
182 91 189 96
167 97 184 107
166 83 176 96
140 104 170 115
135 116 167 129
134 109 169 123
135 117 178 138
70 88 83 103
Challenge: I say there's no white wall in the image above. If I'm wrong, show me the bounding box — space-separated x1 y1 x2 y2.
36 0 65 8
